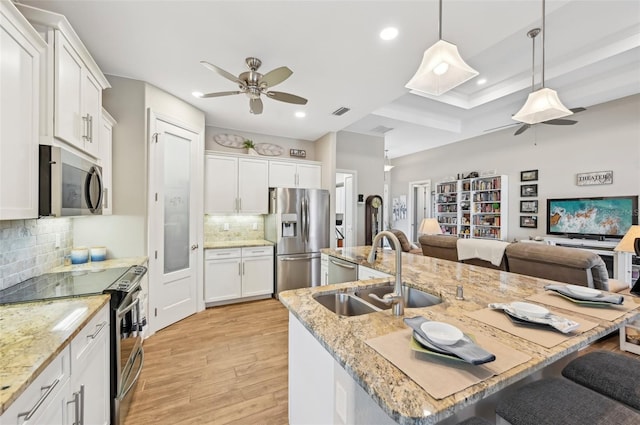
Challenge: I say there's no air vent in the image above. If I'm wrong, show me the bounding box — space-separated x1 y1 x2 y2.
371 125 394 134
332 107 351 116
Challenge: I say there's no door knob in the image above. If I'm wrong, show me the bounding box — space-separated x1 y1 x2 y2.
191 244 199 250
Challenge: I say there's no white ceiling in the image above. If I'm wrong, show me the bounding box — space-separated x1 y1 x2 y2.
19 0 640 159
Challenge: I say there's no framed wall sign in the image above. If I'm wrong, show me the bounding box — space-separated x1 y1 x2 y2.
520 216 538 228
520 184 538 197
520 200 538 213
576 170 613 186
520 169 538 182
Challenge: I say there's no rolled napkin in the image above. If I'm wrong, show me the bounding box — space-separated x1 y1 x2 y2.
544 284 624 305
403 316 496 365
489 303 580 334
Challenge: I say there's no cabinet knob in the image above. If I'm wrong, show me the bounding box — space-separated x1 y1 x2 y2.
191 244 199 251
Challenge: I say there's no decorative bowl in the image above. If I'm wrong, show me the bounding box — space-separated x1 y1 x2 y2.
90 246 107 262
510 301 549 318
420 321 463 346
70 247 89 264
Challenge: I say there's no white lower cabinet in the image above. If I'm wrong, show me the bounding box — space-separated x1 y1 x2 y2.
70 303 110 425
1 303 109 425
321 253 329 285
357 265 392 280
205 246 274 303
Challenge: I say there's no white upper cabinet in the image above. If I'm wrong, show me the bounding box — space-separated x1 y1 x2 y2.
205 154 269 214
0 1 46 220
16 3 110 159
269 160 321 189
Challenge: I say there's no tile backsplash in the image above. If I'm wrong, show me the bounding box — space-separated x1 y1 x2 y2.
0 218 73 290
204 215 264 242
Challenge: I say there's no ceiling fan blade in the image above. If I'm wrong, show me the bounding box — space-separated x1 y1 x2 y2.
483 123 519 132
543 119 578 125
200 91 242 98
570 107 586 113
250 98 263 114
266 91 308 105
514 124 530 136
200 61 246 87
260 66 293 88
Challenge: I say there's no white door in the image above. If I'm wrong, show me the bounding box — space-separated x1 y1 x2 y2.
297 163 321 189
204 155 237 213
409 180 431 243
150 117 199 332
344 174 355 248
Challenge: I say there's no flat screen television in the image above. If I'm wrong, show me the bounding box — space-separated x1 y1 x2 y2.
547 195 638 239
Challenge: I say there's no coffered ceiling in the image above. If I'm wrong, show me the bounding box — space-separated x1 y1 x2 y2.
19 0 640 158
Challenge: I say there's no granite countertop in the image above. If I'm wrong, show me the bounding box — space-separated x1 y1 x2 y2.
279 247 640 425
50 256 148 273
204 239 274 249
0 295 111 414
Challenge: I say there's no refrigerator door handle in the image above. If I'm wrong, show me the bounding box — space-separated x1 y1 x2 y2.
305 197 310 242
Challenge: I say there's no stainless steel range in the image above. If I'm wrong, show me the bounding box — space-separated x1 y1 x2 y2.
0 265 148 425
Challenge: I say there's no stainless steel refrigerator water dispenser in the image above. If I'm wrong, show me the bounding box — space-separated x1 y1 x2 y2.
281 214 298 237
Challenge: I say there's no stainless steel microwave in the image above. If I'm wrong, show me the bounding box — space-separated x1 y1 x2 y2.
39 145 103 217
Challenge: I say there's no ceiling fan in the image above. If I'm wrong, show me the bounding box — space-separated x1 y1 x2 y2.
199 57 307 115
485 28 585 135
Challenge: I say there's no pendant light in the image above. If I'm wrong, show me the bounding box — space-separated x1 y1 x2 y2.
384 150 394 172
512 0 572 124
405 0 478 96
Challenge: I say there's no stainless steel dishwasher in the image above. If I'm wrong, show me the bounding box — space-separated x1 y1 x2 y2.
327 256 358 284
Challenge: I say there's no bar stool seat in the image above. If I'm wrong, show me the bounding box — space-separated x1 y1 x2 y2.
496 378 640 425
562 350 640 410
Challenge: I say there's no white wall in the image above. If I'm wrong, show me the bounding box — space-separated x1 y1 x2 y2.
75 76 205 258
389 94 640 242
336 131 385 245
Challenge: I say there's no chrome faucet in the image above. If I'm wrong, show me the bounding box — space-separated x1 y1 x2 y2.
366 231 404 316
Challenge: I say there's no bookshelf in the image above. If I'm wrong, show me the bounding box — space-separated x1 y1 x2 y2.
435 175 509 240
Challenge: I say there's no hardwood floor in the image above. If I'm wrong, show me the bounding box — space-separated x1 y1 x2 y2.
124 298 636 425
124 299 289 425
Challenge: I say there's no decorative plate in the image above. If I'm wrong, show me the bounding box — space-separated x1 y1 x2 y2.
254 143 284 156
213 134 245 149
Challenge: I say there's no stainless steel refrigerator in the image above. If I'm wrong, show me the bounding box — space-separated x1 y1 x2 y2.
265 187 330 295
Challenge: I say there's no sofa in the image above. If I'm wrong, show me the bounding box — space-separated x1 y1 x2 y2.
417 235 627 292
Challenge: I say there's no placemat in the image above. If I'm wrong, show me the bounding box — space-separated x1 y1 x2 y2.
365 326 531 400
526 292 639 321
466 308 598 348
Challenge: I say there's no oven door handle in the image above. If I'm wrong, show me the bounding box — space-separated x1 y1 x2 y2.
117 297 140 319
121 348 144 399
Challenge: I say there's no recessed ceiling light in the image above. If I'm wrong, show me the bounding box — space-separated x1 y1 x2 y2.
476 78 487 85
295 111 306 118
192 91 203 98
380 27 398 41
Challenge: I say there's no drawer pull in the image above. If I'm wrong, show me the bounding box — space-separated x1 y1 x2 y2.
17 378 60 421
87 321 107 339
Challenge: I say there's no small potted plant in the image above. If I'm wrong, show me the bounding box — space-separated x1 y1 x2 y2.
243 139 258 155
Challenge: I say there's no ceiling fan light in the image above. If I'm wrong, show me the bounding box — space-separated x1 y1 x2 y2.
384 164 395 172
512 87 573 124
405 40 478 96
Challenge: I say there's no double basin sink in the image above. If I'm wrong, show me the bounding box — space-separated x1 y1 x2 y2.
314 284 442 316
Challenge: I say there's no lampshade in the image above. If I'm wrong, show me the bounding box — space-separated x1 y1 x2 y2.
512 88 573 124
419 218 443 235
614 225 640 254
405 40 479 96
512 0 573 125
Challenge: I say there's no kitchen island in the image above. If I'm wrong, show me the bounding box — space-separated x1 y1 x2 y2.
279 246 640 425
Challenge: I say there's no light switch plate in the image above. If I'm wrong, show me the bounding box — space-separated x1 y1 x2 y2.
223 223 229 231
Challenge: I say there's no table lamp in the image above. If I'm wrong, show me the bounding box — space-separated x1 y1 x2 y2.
419 218 443 235
614 225 640 294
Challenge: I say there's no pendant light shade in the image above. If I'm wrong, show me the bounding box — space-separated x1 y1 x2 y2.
512 88 573 124
405 40 479 96
405 0 478 96
384 150 394 172
513 0 572 124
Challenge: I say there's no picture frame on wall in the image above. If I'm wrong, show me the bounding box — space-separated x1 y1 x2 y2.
520 200 538 213
521 184 538 197
520 169 538 182
520 216 538 228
